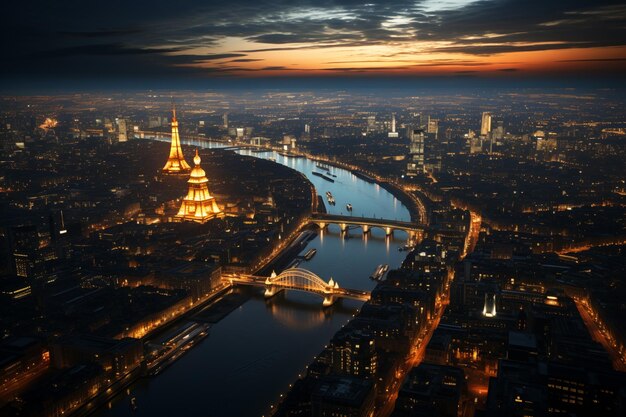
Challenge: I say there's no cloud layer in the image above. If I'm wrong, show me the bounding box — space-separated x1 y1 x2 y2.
2 0 625 82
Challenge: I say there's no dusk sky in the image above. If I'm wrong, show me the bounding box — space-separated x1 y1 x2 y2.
3 0 626 89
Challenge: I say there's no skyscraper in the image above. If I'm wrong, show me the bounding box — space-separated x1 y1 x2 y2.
480 112 492 137
162 105 191 174
223 113 229 129
388 113 399 138
427 119 439 140
367 115 376 132
493 120 505 141
117 118 128 143
406 129 425 177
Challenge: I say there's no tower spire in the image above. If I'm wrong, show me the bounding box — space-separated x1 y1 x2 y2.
176 149 223 223
162 102 190 173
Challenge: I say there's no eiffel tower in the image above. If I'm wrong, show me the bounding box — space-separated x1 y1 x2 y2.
162 104 191 173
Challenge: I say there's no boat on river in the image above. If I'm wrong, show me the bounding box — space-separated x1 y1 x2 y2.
312 171 335 182
370 264 389 281
286 258 301 269
130 397 138 412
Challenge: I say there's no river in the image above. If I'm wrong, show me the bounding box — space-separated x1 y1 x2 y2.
95 143 410 417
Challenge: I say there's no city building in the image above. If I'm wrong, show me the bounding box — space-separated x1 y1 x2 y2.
427 118 439 138
367 115 376 132
393 363 466 417
406 129 425 176
117 118 128 143
481 112 492 137
311 375 375 417
50 334 143 376
331 329 377 378
388 113 399 138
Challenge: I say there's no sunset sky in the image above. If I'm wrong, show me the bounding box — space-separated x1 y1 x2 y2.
2 0 626 88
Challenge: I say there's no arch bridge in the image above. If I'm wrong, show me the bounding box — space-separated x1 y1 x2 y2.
224 268 370 307
310 212 425 241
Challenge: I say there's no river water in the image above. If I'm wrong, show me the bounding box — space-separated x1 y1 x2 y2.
96 143 410 417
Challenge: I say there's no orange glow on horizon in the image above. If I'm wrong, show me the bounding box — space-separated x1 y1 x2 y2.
171 40 626 77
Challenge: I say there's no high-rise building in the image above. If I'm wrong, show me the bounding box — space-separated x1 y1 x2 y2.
388 113 398 138
302 123 311 141
117 118 128 143
469 137 483 154
406 129 425 176
148 116 163 128
162 106 191 174
176 150 223 223
222 113 228 129
481 112 492 136
427 119 439 140
493 120 505 141
367 115 376 132
10 225 40 279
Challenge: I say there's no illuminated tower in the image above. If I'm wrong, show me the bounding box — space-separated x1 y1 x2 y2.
176 150 223 223
480 112 492 137
162 105 191 173
388 113 398 138
118 118 128 143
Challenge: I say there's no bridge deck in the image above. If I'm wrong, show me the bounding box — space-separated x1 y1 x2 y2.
227 275 370 301
311 212 425 231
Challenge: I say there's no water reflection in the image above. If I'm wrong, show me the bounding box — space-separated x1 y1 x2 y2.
262 291 356 330
96 140 412 417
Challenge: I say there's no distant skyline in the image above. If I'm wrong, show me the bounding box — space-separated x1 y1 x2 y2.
2 0 626 90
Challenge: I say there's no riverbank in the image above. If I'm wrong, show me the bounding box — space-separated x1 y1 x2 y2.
92 139 412 417
378 180 425 224
300 152 428 225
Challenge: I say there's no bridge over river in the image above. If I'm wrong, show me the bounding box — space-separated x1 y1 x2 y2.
224 268 370 307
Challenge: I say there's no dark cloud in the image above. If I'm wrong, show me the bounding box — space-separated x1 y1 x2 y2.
186 53 248 61
322 66 413 72
58 29 142 38
1 0 625 83
230 58 264 62
410 61 493 67
42 43 182 58
260 66 290 70
420 1 626 55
